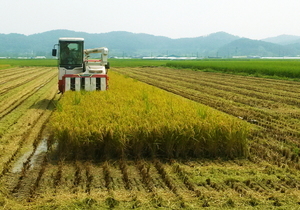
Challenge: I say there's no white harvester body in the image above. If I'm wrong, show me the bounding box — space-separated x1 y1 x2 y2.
52 38 110 93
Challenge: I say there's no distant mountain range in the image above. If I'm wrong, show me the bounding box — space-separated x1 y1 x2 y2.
0 30 300 58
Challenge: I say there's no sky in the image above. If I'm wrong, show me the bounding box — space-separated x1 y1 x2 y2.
1 0 299 40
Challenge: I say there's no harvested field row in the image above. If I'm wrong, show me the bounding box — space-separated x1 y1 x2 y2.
0 67 59 180
129 68 300 107
3 157 300 209
0 67 45 84
164 66 300 93
0 67 57 120
0 67 54 96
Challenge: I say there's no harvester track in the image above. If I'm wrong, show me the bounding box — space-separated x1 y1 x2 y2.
0 86 58 179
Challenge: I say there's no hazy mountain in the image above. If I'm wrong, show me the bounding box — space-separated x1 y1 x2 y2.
0 30 239 57
262 35 300 45
218 38 296 57
0 30 300 57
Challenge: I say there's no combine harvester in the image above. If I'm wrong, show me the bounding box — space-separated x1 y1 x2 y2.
52 38 110 93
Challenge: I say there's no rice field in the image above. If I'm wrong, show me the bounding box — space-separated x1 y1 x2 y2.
50 71 250 159
1 60 300 209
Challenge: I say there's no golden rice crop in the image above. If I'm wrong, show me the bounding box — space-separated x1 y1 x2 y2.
49 71 251 159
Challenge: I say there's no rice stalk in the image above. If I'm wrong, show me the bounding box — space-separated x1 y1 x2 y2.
49 71 251 159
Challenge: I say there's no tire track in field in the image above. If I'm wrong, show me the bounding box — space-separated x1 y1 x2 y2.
53 160 63 191
27 155 48 202
0 73 59 180
0 92 57 176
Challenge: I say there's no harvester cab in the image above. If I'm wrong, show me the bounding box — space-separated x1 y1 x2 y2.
52 37 110 93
